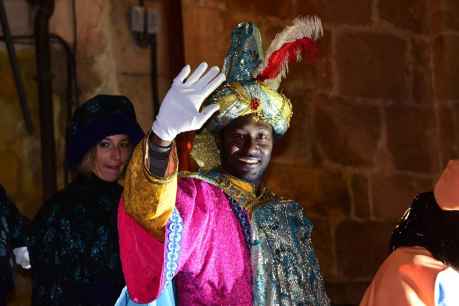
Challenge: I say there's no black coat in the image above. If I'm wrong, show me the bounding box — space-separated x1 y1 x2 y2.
29 174 125 306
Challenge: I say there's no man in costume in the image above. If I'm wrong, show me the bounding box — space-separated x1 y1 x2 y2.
360 160 459 306
117 17 329 306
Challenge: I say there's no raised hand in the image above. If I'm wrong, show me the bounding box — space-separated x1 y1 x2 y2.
151 62 226 142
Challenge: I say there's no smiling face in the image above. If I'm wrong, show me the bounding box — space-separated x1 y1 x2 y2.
92 134 132 182
220 115 274 186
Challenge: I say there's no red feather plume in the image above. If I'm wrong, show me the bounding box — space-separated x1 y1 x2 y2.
256 37 319 82
255 16 323 90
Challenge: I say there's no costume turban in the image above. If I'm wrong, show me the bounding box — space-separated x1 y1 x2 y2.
192 17 323 168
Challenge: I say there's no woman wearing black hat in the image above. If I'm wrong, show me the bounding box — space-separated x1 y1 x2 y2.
28 95 144 306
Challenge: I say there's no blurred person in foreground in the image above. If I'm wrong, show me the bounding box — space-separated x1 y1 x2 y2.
360 160 459 306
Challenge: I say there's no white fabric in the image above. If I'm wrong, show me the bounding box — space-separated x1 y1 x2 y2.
435 267 459 306
152 62 225 141
13 246 31 269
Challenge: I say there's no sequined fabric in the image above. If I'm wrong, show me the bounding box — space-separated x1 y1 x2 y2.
223 22 264 83
190 129 221 170
203 22 293 137
229 198 252 247
184 169 276 213
205 81 292 136
120 147 329 305
251 201 330 306
28 174 125 306
187 170 330 306
192 21 296 171
0 185 28 304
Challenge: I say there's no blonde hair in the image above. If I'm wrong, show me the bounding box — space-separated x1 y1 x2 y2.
76 146 96 177
74 141 134 182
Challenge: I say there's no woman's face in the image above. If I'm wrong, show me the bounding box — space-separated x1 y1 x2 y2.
92 134 132 182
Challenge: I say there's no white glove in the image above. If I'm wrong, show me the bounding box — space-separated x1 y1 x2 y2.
13 246 31 269
152 62 226 142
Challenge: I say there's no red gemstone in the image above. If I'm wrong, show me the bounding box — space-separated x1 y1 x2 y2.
250 98 260 110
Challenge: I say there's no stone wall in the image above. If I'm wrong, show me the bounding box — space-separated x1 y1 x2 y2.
4 0 173 304
0 2 67 305
181 0 458 305
0 48 41 306
2 0 459 305
51 0 179 130
0 0 175 212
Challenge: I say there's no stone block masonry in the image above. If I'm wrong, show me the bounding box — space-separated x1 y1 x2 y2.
182 0 459 304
